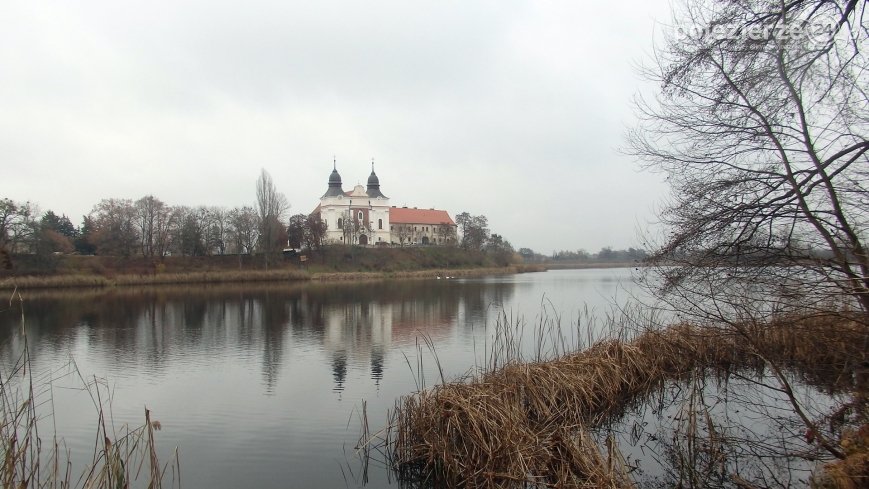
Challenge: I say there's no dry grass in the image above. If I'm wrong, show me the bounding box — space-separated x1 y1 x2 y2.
0 265 542 290
368 314 868 488
0 268 311 290
1 292 180 488
311 266 529 282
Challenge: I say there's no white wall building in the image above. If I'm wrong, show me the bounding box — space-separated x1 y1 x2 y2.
313 163 456 246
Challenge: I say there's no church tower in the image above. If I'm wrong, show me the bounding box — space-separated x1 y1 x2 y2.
317 159 391 246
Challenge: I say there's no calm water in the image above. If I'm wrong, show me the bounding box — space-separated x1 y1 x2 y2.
0 268 642 488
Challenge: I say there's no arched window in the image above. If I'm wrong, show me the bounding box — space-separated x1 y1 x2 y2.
378 219 383 230
337 218 343 229
358 211 363 220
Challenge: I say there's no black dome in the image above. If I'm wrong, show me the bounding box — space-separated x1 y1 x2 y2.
367 170 379 187
322 164 345 198
366 166 387 198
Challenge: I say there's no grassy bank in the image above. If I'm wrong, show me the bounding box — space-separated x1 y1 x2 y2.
0 265 544 290
367 314 868 488
0 268 312 289
0 247 546 290
311 265 543 282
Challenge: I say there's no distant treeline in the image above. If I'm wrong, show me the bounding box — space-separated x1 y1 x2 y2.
518 247 649 263
0 195 277 260
0 173 517 274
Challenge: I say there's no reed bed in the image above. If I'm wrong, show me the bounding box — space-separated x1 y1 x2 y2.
0 268 311 290
0 264 540 290
311 266 536 282
1 292 180 488
371 314 868 488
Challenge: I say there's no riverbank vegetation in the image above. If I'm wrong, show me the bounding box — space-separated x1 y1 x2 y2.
0 293 180 488
0 246 544 290
364 312 866 488
361 0 869 486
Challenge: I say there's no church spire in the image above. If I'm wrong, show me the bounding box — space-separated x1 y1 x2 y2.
322 157 345 198
366 158 386 198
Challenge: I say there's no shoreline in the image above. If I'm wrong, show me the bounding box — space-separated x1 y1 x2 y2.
0 261 652 292
379 314 867 487
0 264 548 291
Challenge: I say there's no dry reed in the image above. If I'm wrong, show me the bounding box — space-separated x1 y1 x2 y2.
0 265 538 290
0 269 311 290
1 291 181 488
370 314 868 488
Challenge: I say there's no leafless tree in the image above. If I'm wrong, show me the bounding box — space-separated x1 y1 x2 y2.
90 198 138 256
287 214 307 249
435 223 457 246
255 169 289 267
626 0 868 484
228 206 259 255
0 198 38 254
630 0 868 319
208 207 229 255
134 195 168 257
396 224 413 246
304 213 327 251
341 208 369 245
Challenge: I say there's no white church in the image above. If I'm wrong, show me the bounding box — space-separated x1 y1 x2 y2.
312 162 457 246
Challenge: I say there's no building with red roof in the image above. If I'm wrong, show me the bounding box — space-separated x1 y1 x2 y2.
314 161 457 246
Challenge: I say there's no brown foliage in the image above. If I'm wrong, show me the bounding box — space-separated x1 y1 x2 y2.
376 316 868 488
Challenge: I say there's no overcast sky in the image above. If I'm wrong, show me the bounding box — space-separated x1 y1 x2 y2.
1 0 674 253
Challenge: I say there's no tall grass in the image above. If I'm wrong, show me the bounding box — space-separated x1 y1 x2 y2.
0 264 542 290
0 269 311 290
0 290 180 488
360 310 868 488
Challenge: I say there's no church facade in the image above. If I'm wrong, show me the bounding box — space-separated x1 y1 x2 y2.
313 163 457 246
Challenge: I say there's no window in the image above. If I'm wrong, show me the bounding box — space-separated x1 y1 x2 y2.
358 211 363 220
390 225 393 231
337 218 343 229
378 219 383 230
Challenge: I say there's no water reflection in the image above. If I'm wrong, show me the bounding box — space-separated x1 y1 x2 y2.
0 279 516 394
0 270 639 489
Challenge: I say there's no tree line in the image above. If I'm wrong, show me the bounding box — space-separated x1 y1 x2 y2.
0 170 326 265
0 172 518 266
543 247 648 263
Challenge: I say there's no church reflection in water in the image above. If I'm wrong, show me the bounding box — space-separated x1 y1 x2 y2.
0 278 515 393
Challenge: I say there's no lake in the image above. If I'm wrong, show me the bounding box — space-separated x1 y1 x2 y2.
0 268 645 488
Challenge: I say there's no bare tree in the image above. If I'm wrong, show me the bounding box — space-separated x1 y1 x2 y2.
627 0 868 483
397 224 412 246
456 212 489 251
435 223 457 246
304 213 327 251
0 198 38 255
228 206 259 255
134 195 168 257
629 0 868 318
287 214 306 250
90 198 138 256
255 169 289 267
340 207 369 245
208 207 229 255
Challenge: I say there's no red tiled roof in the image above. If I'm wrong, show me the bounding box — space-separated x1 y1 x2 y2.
389 207 455 225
